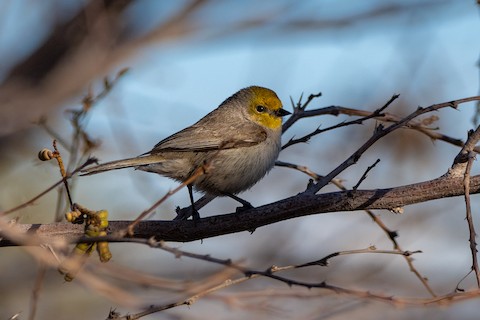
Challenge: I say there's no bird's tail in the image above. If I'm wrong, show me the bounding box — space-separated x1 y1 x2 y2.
81 155 163 175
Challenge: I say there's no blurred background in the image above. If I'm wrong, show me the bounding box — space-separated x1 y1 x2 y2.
0 0 479 319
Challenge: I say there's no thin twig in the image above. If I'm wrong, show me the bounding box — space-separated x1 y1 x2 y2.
463 151 479 286
112 239 478 319
282 95 399 150
28 263 46 320
352 158 381 191
455 269 474 292
126 163 211 235
282 91 322 133
307 96 479 195
51 140 74 210
112 243 419 319
450 125 480 287
0 218 141 307
295 246 421 268
276 160 436 296
454 126 480 287
0 158 97 216
282 96 480 153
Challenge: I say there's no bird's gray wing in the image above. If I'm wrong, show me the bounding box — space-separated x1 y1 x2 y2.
150 121 267 153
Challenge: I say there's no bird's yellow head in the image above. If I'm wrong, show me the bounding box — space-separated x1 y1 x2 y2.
246 86 290 130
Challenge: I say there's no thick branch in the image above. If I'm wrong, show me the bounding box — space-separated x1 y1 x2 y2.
2 173 480 247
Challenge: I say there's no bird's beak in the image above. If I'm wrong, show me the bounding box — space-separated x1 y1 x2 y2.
276 108 291 117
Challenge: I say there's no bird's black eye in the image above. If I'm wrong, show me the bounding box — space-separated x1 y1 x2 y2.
256 105 266 113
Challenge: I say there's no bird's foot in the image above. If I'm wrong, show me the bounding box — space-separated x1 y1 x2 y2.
235 203 254 213
174 205 200 221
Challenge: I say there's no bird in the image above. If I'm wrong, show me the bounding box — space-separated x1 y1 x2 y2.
81 86 290 219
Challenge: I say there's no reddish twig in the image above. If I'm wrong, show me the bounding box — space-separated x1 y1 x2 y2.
0 158 97 216
126 163 211 235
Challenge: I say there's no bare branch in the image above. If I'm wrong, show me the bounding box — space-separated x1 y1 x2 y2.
453 126 480 287
283 97 480 154
110 243 419 319
3 173 480 247
282 94 399 150
352 159 381 191
464 152 478 287
276 160 436 296
307 96 480 195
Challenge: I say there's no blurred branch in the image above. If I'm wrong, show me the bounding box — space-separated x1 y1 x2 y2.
28 263 46 320
0 0 452 137
0 158 97 217
0 218 142 308
4 0 132 84
111 240 478 319
111 244 418 319
0 0 209 135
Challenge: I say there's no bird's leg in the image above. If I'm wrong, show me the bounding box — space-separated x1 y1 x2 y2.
224 193 254 212
188 184 200 221
174 191 216 220
174 192 252 219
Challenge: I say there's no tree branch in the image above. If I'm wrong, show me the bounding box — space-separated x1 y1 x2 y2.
2 173 480 247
